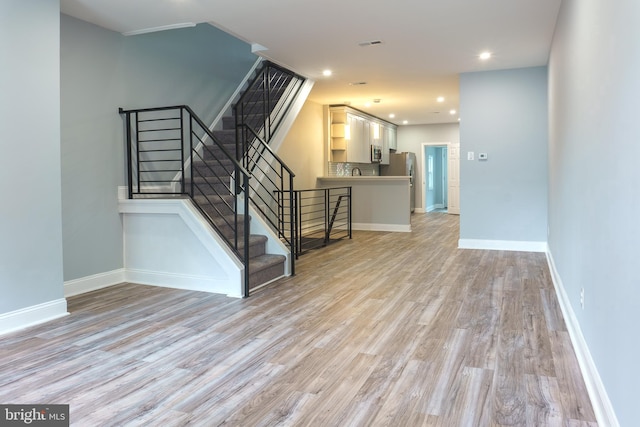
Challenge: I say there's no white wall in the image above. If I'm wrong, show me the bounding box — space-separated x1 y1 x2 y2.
60 15 257 282
548 0 640 424
277 100 326 190
397 123 459 212
459 67 548 247
0 1 65 314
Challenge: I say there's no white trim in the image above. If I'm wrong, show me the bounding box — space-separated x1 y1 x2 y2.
546 251 620 427
210 57 263 131
458 239 548 252
64 269 126 297
414 208 426 214
0 299 68 336
170 57 264 187
266 79 315 154
352 222 411 232
122 22 196 36
126 269 242 298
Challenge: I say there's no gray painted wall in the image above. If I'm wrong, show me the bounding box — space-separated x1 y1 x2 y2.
60 15 256 281
548 0 640 424
459 67 548 243
397 123 459 211
0 0 64 312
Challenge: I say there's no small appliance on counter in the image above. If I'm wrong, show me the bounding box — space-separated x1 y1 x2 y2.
380 152 416 212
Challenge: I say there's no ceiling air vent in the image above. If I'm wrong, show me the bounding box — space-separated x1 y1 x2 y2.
358 40 384 47
349 82 368 86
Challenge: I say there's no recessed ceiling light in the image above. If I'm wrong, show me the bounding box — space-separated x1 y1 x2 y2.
389 113 395 119
322 69 332 77
450 109 457 115
437 96 445 103
364 102 371 107
479 51 491 60
402 120 408 125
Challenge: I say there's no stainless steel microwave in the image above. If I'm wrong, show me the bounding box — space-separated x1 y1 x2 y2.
371 145 382 163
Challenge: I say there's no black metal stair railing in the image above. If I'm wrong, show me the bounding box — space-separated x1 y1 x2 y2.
277 187 352 256
237 124 297 274
234 61 306 146
233 61 306 274
119 105 253 297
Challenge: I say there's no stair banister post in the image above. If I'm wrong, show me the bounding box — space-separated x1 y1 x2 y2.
121 109 133 199
243 173 251 297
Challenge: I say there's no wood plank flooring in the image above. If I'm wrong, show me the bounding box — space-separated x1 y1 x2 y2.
0 213 597 426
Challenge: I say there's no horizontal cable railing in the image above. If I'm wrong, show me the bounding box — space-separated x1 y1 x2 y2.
277 187 352 256
238 124 296 273
119 105 252 296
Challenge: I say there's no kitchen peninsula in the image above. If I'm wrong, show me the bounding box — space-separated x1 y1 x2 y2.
317 176 411 232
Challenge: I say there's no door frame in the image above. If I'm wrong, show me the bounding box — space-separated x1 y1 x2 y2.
420 142 450 213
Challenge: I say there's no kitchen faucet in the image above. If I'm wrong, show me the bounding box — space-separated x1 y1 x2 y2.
352 167 362 176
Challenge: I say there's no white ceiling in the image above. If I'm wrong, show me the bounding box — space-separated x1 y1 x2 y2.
60 0 562 125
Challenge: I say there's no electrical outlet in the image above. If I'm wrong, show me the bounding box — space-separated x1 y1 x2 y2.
580 288 585 309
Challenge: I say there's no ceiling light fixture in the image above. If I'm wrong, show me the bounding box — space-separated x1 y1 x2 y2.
389 113 395 119
450 109 457 115
403 120 408 125
322 69 332 77
479 51 492 60
437 96 445 103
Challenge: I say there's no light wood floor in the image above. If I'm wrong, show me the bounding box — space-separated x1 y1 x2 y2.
0 213 597 426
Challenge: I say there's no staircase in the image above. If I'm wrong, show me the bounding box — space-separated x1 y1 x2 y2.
190 113 286 290
119 61 305 296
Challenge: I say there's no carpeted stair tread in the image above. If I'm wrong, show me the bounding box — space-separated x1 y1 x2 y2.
248 254 286 288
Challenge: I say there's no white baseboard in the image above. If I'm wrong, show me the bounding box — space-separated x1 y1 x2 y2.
545 251 619 427
414 208 426 214
458 239 548 252
352 223 411 232
126 269 242 298
64 268 126 297
0 299 68 336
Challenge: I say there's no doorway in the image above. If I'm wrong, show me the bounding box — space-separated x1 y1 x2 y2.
424 145 448 212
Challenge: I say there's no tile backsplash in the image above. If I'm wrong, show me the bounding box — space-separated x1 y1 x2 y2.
328 162 379 177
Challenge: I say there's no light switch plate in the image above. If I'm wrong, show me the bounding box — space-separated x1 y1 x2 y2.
467 152 474 160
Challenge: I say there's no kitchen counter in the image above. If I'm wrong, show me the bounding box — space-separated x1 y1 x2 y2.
317 176 411 232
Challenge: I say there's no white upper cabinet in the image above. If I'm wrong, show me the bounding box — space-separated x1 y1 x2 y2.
329 106 397 164
387 125 397 151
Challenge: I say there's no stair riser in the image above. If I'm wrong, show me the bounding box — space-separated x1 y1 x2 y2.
249 262 284 289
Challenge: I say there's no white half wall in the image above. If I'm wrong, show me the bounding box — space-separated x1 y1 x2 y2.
119 198 244 298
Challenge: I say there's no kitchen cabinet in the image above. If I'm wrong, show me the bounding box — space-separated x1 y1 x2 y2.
330 106 397 164
380 125 390 165
386 125 397 151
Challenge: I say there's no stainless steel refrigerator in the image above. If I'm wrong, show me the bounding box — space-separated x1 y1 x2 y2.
380 152 416 212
